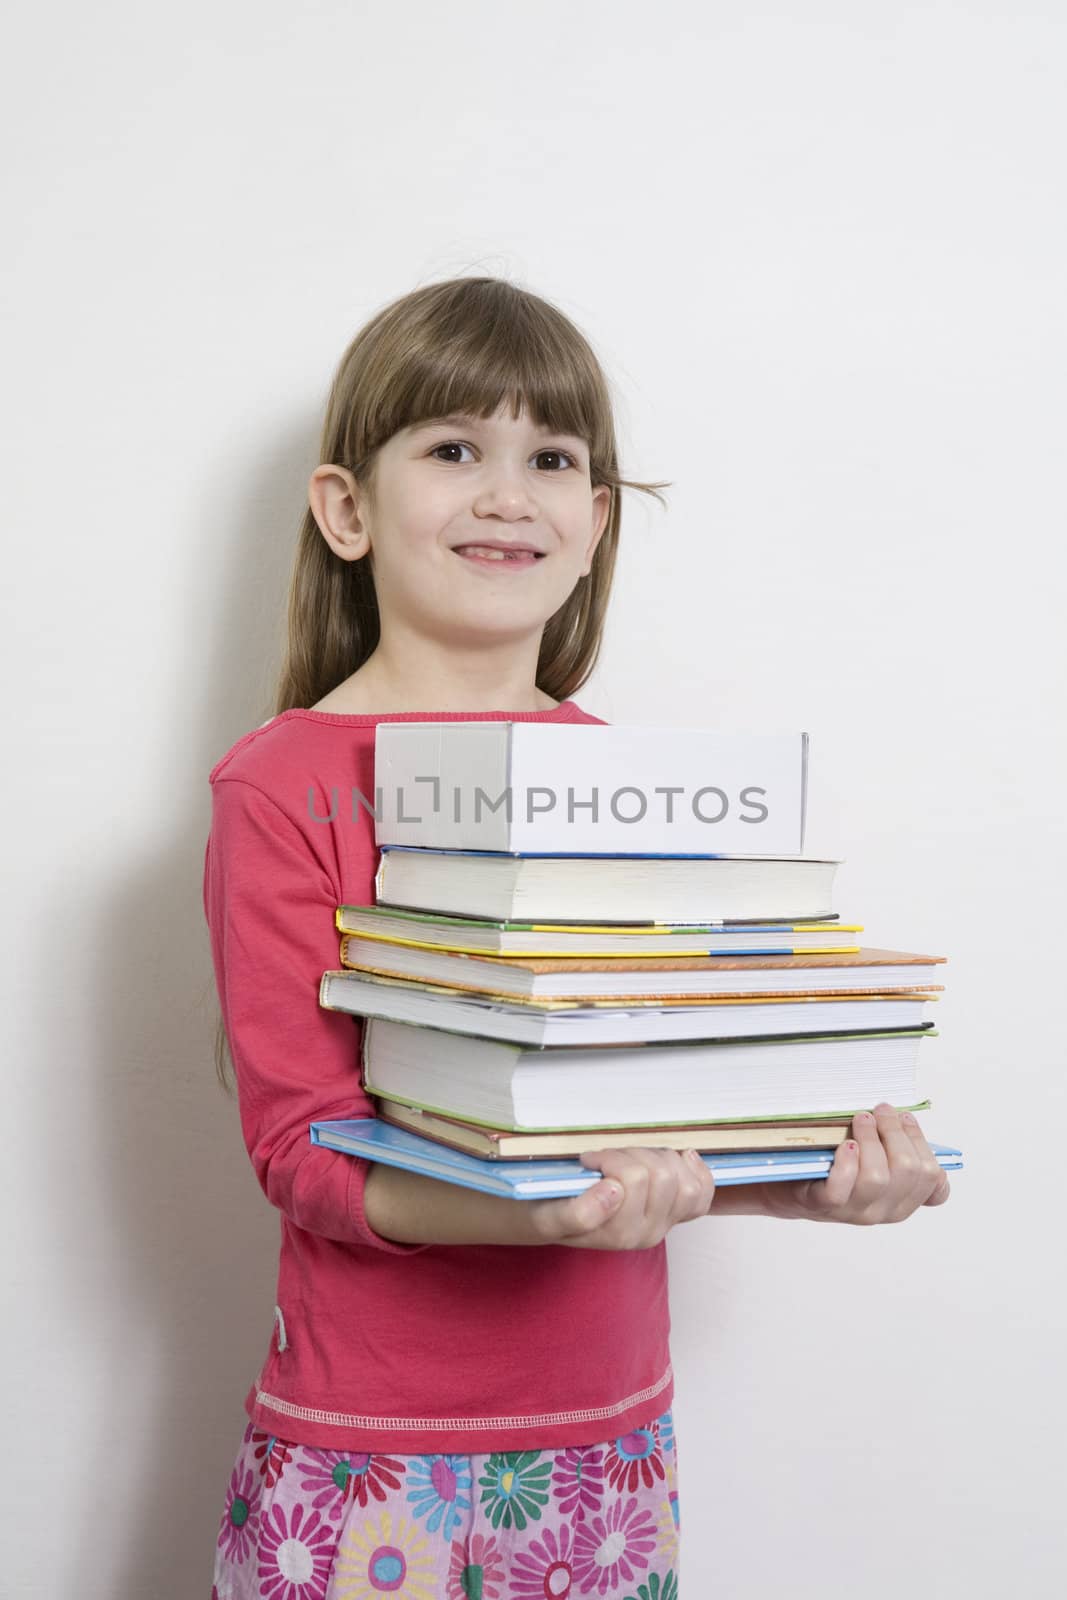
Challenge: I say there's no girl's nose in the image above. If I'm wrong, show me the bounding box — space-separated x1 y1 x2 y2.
471 466 539 518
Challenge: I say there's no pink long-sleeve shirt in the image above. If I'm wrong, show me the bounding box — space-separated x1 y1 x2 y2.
202 699 673 1454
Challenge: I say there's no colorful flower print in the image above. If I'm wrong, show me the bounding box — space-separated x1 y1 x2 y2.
217 1461 260 1564
550 1445 605 1523
622 1574 678 1600
252 1429 295 1487
405 1454 473 1541
446 1531 506 1600
656 1411 675 1459
603 1425 666 1495
299 1449 406 1517
477 1451 552 1532
654 1461 680 1565
333 1507 437 1599
571 1496 658 1596
257 1502 337 1600
508 1521 577 1599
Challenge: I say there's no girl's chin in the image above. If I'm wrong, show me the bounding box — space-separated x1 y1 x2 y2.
423 590 568 636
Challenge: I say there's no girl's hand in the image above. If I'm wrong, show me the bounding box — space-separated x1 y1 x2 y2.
526 1146 716 1250
777 1102 952 1224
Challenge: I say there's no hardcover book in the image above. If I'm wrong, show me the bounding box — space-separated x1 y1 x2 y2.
375 1099 861 1158
374 847 840 923
309 1116 964 1199
358 1019 939 1130
335 902 862 957
320 966 936 1046
330 944 947 1001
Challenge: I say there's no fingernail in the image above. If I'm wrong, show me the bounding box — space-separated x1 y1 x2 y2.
856 1111 874 1124
685 1148 704 1165
846 1141 858 1152
599 1182 622 1207
902 1112 917 1126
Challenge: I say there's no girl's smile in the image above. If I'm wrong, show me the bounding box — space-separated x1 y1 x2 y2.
451 541 547 569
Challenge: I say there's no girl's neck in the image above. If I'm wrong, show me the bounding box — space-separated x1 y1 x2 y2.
315 646 558 716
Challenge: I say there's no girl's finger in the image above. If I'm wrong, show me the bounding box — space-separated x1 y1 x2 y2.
667 1148 711 1225
899 1109 931 1151
898 1109 952 1201
923 1174 952 1206
631 1148 678 1233
529 1178 624 1243
849 1109 890 1207
581 1147 659 1244
683 1147 717 1219
583 1146 655 1201
872 1103 926 1196
810 1138 859 1212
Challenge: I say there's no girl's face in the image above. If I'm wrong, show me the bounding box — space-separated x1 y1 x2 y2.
321 403 612 648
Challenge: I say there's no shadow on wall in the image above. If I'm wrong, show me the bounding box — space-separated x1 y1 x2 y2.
75 423 315 1597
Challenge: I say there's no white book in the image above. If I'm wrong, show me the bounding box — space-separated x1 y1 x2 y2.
320 966 935 1045
374 848 838 923
360 1019 936 1130
373 722 808 855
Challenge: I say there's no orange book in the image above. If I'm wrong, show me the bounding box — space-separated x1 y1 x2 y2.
336 940 946 1002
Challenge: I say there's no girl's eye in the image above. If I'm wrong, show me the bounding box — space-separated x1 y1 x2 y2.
533 449 576 472
429 441 577 471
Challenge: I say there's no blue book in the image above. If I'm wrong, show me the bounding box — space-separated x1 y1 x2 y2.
310 1117 964 1200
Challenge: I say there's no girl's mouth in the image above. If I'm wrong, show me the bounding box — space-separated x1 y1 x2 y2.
452 545 545 568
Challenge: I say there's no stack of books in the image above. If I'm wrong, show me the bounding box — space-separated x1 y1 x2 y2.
310 722 962 1198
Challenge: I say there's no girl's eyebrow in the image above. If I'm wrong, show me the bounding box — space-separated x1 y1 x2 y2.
410 413 587 447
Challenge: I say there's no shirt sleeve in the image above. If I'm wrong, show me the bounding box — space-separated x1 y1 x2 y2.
203 774 427 1254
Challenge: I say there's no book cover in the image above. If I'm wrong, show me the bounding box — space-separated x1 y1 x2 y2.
325 945 946 1002
309 1117 964 1199
324 964 940 1014
336 901 863 956
344 932 863 959
342 944 947 979
337 905 847 934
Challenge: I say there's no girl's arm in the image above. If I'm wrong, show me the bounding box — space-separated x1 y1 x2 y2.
363 1162 555 1245
363 1107 947 1241
364 1105 951 1244
205 775 428 1257
365 1144 717 1248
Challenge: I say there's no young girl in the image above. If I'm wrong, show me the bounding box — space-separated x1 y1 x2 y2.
203 275 951 1600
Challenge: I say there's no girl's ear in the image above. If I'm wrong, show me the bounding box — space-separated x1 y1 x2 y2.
580 484 613 576
308 464 372 563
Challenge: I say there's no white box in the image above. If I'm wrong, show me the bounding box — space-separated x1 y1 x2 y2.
373 723 808 856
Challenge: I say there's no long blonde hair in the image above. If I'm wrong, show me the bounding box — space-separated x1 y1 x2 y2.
215 274 671 1086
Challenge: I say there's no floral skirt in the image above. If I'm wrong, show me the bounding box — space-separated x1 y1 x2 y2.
212 1408 680 1600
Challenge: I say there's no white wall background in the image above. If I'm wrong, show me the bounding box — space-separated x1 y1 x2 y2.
3 2 1064 1594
